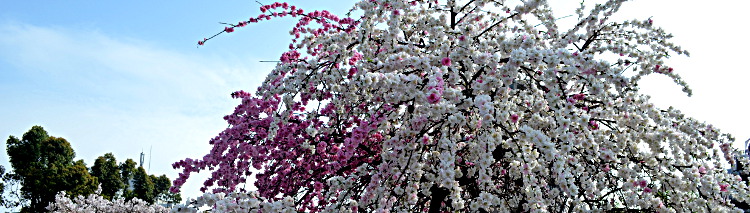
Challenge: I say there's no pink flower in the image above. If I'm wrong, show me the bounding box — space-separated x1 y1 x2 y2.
522 163 530 174
427 92 441 104
510 114 519 123
573 93 586 100
602 164 611 172
347 67 358 78
314 181 324 191
589 120 598 129
441 57 452 66
582 68 596 75
224 27 235 33
169 186 180 193
643 187 652 193
719 183 728 192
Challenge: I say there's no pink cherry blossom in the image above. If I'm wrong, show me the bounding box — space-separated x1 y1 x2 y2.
643 187 652 193
427 92 441 104
441 57 451 66
510 114 519 123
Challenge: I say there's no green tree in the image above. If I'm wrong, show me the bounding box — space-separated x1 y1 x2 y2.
91 153 124 200
6 126 98 212
119 158 137 199
6 126 47 181
120 159 137 187
131 166 154 203
63 160 98 197
152 174 181 204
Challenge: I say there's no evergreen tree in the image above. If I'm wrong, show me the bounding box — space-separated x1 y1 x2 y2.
91 153 124 200
131 166 154 204
119 158 137 199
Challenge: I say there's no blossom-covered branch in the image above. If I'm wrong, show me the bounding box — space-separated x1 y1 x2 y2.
173 0 750 212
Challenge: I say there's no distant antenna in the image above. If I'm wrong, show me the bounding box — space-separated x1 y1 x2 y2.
149 146 153 173
140 151 145 168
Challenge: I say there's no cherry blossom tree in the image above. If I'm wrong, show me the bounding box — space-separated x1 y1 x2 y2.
172 0 750 212
46 185 169 213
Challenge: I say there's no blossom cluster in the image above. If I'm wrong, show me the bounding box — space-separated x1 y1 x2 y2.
46 186 169 213
174 0 750 212
171 192 296 213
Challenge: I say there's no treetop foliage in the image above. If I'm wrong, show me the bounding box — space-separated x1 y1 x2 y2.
6 126 98 212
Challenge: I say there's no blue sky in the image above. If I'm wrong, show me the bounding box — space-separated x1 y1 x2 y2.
1 0 749 209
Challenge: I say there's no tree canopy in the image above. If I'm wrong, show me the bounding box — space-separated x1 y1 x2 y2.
132 166 155 204
91 153 181 205
172 0 750 212
6 126 98 212
91 152 125 200
153 174 181 204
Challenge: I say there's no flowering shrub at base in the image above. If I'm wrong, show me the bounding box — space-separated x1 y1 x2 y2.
172 0 750 212
170 192 297 213
46 186 169 213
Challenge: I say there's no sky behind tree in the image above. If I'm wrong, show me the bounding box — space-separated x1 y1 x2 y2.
1 0 748 210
